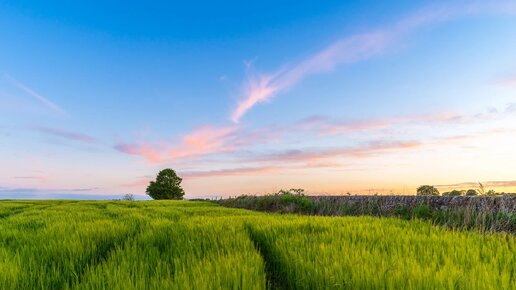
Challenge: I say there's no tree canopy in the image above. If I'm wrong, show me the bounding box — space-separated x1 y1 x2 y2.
416 185 439 196
146 168 185 200
465 189 478 196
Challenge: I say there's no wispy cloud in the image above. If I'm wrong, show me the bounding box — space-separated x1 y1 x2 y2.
298 111 459 135
114 143 164 163
230 2 516 122
245 141 421 164
498 76 516 87
178 127 516 179
182 166 280 178
299 103 516 136
0 186 113 200
231 31 392 122
13 176 46 180
69 187 100 192
2 74 67 116
181 162 340 178
32 125 97 144
169 125 238 159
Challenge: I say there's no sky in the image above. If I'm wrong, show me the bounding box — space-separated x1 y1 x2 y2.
1 1 516 199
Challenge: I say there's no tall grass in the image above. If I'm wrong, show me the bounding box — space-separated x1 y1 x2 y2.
247 216 515 289
0 201 266 290
0 200 514 289
220 194 516 233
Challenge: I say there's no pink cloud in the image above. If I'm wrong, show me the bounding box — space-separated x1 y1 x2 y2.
13 176 46 180
115 125 240 163
168 125 238 159
498 77 516 87
32 125 97 144
116 104 515 163
231 73 281 123
182 166 279 178
432 127 516 145
114 143 164 163
182 162 341 179
298 112 459 135
119 177 153 189
177 127 515 179
299 103 516 136
246 141 422 164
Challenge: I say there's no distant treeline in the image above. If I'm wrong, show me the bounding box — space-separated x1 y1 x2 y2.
416 183 515 197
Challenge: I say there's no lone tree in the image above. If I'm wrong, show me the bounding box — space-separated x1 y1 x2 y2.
416 185 439 196
146 168 185 200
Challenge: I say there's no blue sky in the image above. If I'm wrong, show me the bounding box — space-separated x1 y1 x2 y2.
1 1 516 199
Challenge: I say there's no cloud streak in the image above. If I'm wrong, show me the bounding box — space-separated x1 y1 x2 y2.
245 140 422 164
181 162 341 178
298 112 460 135
114 125 240 163
230 2 516 122
32 126 98 144
231 31 391 122
3 74 67 116
498 76 516 87
298 103 516 136
0 187 113 200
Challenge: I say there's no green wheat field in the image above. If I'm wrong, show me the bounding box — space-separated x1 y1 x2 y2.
0 200 514 290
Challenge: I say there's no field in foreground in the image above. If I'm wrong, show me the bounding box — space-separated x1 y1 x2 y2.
0 200 514 289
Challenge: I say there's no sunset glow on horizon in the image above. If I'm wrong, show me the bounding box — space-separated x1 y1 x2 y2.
1 1 515 199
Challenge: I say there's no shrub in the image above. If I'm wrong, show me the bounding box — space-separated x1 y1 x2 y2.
394 206 411 220
465 189 477 196
442 190 464 196
416 185 439 196
413 204 433 219
122 193 135 201
486 190 497 196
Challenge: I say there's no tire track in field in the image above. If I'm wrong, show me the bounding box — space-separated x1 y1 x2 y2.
0 202 70 220
68 204 149 289
245 224 287 290
0 206 31 219
70 230 141 288
71 203 186 288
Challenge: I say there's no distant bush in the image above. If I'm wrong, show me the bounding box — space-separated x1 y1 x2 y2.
416 185 439 196
465 189 477 196
486 189 497 196
220 189 314 214
413 204 433 219
122 193 135 201
442 190 464 196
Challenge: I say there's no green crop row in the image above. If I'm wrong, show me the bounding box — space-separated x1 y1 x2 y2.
0 200 514 289
247 216 515 290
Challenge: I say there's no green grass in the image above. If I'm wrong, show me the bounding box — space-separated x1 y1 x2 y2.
0 200 514 289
